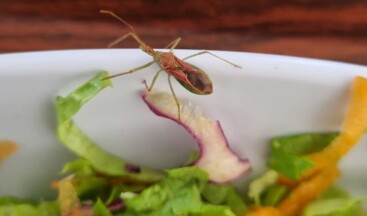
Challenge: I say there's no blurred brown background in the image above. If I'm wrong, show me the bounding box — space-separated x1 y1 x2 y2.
1 0 367 65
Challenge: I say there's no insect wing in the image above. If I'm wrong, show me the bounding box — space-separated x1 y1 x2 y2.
169 57 213 95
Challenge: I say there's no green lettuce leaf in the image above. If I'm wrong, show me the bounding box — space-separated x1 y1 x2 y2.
201 183 247 215
248 170 278 205
106 184 146 205
121 167 236 216
61 158 149 201
268 150 314 181
56 72 164 183
61 159 110 199
268 132 338 180
93 198 113 216
75 176 109 199
61 158 95 176
183 151 201 166
0 197 35 205
261 184 288 207
0 199 59 216
247 170 288 207
302 187 367 216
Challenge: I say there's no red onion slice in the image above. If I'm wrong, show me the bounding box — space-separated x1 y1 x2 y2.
142 91 251 183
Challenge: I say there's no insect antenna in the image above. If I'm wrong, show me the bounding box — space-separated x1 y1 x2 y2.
100 10 154 54
100 10 137 34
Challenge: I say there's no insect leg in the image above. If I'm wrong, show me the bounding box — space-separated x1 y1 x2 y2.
107 32 135 48
142 69 163 91
103 61 155 80
106 32 152 54
182 51 242 68
168 74 181 120
164 37 182 51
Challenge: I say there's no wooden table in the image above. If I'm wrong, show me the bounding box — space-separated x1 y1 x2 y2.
2 0 367 65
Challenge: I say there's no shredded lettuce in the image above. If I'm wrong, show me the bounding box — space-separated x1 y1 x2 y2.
248 170 278 205
61 158 95 176
0 198 59 216
121 167 236 216
61 159 147 200
75 176 109 198
262 184 288 207
268 132 338 180
56 72 164 182
0 197 34 205
93 198 113 216
106 184 145 205
183 151 201 166
201 183 247 215
60 158 111 199
302 187 367 216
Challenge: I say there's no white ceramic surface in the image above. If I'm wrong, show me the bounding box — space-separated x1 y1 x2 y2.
1 49 367 199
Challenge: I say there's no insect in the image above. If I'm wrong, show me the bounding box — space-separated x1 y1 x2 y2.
100 10 241 119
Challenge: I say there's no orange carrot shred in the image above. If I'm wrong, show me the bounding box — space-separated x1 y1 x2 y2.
246 206 281 216
0 140 18 162
259 76 367 216
277 166 339 216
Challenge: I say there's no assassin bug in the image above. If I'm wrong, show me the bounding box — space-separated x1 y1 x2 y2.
100 10 241 119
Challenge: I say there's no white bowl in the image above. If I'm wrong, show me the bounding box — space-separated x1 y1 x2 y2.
1 49 367 199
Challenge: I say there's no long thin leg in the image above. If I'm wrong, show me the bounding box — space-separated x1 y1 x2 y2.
103 61 155 80
164 37 182 51
107 32 134 48
182 51 242 68
107 32 152 53
168 74 181 120
142 68 163 91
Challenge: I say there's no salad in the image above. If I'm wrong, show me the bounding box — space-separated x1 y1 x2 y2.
1 71 367 216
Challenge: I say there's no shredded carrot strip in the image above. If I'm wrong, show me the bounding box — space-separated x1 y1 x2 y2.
66 209 85 216
277 166 339 216
300 76 367 180
277 175 297 188
0 140 18 162
256 76 367 216
246 206 281 216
